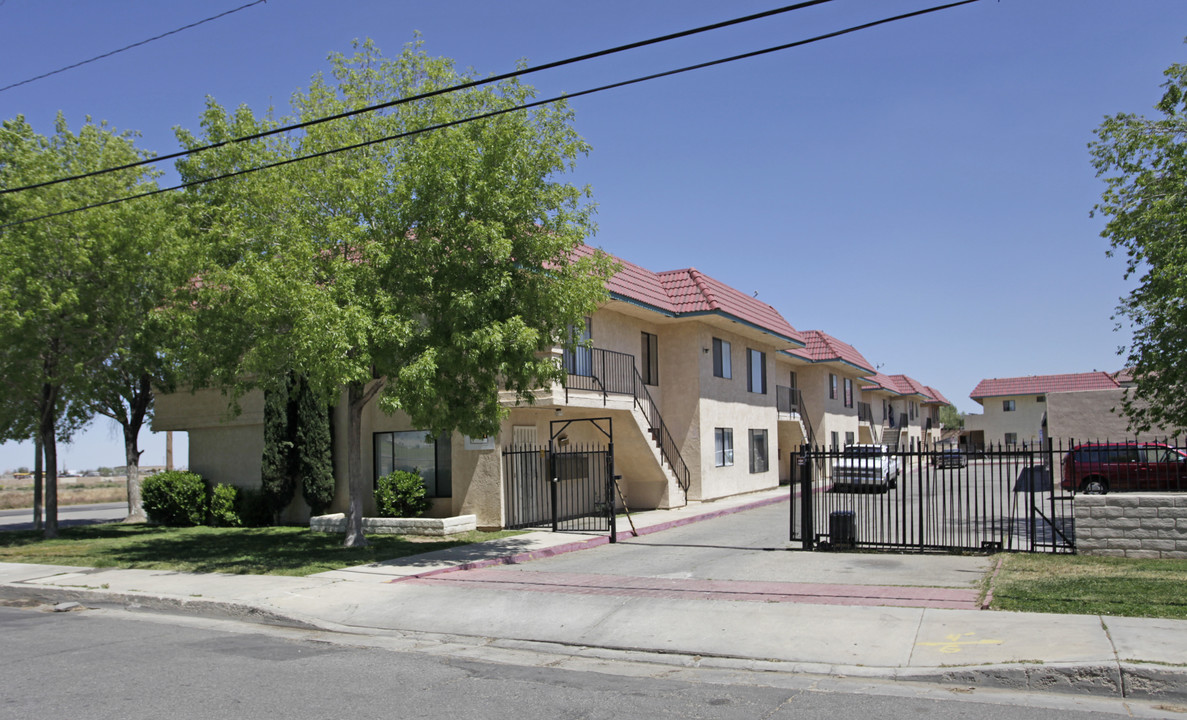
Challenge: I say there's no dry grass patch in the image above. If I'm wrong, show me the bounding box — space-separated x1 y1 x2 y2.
0 481 127 510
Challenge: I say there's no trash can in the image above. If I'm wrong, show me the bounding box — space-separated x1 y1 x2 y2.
829 510 856 549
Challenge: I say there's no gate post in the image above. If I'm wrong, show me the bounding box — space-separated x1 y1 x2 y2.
549 442 559 533
799 444 814 550
607 442 617 543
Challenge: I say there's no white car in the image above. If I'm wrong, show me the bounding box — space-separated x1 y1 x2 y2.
831 444 899 491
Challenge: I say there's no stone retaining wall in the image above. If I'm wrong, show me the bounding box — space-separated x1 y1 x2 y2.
310 513 477 536
1074 494 1187 558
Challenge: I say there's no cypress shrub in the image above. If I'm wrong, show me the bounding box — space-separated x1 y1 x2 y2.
260 372 297 520
295 375 336 515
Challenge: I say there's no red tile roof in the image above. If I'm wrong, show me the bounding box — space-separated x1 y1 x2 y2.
784 330 874 374
969 372 1120 401
922 385 951 405
861 371 899 394
575 244 802 344
888 374 931 398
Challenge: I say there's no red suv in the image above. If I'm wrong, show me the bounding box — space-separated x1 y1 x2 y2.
1060 442 1187 494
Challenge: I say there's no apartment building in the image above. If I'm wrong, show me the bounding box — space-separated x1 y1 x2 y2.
154 245 952 528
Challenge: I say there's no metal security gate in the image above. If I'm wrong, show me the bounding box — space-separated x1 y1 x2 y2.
790 442 1076 554
502 417 618 540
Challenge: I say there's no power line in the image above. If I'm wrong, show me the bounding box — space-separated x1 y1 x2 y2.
0 0 268 94
1 0 839 196
0 0 981 230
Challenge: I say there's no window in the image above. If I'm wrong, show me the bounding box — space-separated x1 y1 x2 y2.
829 373 838 400
909 401 916 420
830 431 839 450
374 430 453 497
749 429 769 473
747 349 766 394
1003 399 1016 412
845 431 855 446
1004 432 1018 446
788 371 797 388
843 377 854 408
712 338 731 379
641 331 658 385
714 428 734 467
1036 395 1046 403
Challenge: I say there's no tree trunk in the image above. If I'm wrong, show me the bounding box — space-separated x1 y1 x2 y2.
343 381 368 548
122 373 151 522
123 426 144 522
40 383 58 539
33 434 43 531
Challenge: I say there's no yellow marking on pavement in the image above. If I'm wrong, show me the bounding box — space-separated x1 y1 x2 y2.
916 632 1004 654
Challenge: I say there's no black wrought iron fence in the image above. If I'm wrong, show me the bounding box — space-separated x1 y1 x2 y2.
784 438 1187 554
503 443 616 534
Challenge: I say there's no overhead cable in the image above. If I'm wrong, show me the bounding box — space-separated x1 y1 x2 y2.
0 0 840 196
0 0 981 230
0 0 268 94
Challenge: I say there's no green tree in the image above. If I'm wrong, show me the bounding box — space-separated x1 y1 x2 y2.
1091 57 1187 433
938 404 964 430
176 39 613 546
0 114 177 536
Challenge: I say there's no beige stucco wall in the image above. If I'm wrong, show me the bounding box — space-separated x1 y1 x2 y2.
187 424 264 491
152 387 266 490
1045 388 1179 441
969 393 1048 447
793 364 863 450
692 323 780 500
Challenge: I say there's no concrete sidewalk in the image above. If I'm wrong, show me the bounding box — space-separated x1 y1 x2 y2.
2 487 1186 702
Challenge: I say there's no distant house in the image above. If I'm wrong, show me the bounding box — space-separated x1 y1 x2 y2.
961 371 1178 449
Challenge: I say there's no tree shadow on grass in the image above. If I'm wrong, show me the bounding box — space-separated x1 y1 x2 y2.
0 524 525 576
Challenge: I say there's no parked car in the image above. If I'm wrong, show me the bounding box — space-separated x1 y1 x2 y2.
1060 442 1187 494
831 444 899 492
931 448 967 469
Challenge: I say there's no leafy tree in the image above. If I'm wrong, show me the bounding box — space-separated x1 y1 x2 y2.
176 40 614 546
1091 57 1187 433
938 404 964 429
0 114 175 536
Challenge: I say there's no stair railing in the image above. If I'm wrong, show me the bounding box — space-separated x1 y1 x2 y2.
631 367 691 494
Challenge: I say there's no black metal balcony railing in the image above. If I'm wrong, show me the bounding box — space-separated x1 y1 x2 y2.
562 347 690 493
776 385 802 415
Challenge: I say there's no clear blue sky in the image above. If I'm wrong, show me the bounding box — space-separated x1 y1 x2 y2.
1 0 1184 471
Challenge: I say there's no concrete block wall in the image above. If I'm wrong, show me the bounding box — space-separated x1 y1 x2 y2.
1074 494 1187 558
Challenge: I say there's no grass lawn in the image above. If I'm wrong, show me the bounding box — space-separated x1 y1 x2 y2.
0 524 523 576
988 553 1187 619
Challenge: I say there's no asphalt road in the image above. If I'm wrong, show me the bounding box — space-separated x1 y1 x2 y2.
0 502 126 531
0 604 1169 719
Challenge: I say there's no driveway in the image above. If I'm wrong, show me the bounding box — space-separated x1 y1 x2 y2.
402 500 995 613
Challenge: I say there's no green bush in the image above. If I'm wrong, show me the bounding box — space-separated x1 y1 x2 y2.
374 470 431 518
142 471 207 526
209 483 242 527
